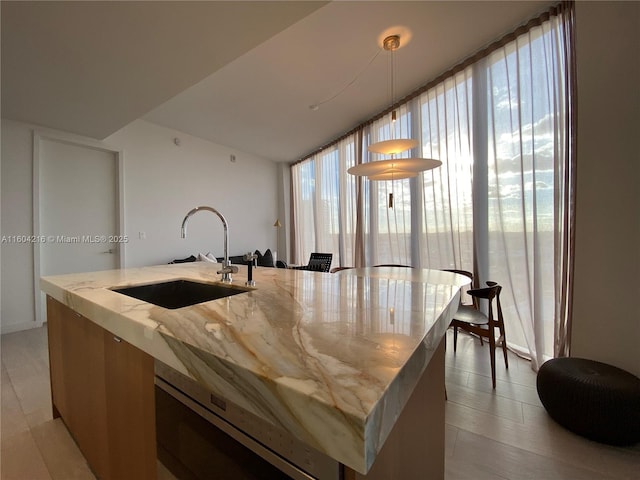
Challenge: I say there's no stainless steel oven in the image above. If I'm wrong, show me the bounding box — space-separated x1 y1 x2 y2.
155 361 342 480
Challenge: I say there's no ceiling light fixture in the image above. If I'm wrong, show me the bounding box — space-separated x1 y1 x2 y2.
347 34 441 208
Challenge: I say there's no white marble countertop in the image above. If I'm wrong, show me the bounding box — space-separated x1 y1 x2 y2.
40 263 467 474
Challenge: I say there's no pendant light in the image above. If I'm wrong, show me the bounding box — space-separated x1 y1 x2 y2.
348 34 441 208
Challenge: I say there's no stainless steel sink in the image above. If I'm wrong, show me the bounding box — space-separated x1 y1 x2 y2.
111 279 250 309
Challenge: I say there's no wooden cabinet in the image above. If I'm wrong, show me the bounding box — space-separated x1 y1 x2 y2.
103 327 157 479
46 296 156 480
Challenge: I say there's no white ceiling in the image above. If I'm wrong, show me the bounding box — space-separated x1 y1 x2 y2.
2 1 553 163
1 1 327 138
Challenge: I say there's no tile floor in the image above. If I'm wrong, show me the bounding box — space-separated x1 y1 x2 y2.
1 325 638 479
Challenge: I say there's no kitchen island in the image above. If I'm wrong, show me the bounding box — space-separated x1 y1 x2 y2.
41 263 467 479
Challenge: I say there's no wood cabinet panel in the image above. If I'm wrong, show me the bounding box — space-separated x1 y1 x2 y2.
104 331 156 480
46 296 67 419
46 296 156 480
47 297 110 478
64 310 111 479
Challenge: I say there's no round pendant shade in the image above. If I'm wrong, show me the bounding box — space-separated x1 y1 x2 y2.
367 138 418 155
345 34 443 186
368 170 418 181
348 158 442 179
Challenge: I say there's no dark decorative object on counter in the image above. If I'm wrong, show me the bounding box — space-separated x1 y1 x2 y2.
212 250 278 268
259 249 275 267
169 255 197 264
171 250 282 268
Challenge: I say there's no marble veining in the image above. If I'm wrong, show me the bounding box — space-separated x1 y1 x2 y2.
40 263 467 474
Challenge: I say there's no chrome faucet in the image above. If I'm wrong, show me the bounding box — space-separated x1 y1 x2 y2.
180 206 238 283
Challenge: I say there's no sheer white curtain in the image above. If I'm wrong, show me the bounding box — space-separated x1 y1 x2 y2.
291 5 573 366
291 159 316 264
417 69 475 271
291 138 357 267
481 13 571 367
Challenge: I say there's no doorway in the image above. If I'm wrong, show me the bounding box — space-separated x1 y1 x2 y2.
33 132 124 325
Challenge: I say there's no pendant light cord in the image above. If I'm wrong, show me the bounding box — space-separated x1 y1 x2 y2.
390 43 395 119
310 47 383 110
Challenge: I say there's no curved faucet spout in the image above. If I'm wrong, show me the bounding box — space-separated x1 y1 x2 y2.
180 206 235 282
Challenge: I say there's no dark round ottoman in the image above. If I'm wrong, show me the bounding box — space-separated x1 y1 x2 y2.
536 357 640 446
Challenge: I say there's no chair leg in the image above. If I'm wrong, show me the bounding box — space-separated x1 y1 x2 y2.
453 325 458 353
500 327 509 369
488 333 497 389
501 336 509 369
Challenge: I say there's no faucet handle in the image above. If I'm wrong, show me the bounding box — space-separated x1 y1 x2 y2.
217 265 239 275
243 252 258 264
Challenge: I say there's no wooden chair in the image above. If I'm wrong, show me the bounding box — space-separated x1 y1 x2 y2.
291 253 333 272
451 281 508 389
442 269 498 343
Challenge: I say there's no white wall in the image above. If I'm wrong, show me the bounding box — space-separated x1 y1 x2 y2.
105 120 278 267
571 1 640 376
1 119 279 333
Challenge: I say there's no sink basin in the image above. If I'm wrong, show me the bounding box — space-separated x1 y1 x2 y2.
111 279 249 309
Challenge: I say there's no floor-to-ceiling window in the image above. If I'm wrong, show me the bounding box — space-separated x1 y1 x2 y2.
291 3 575 366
